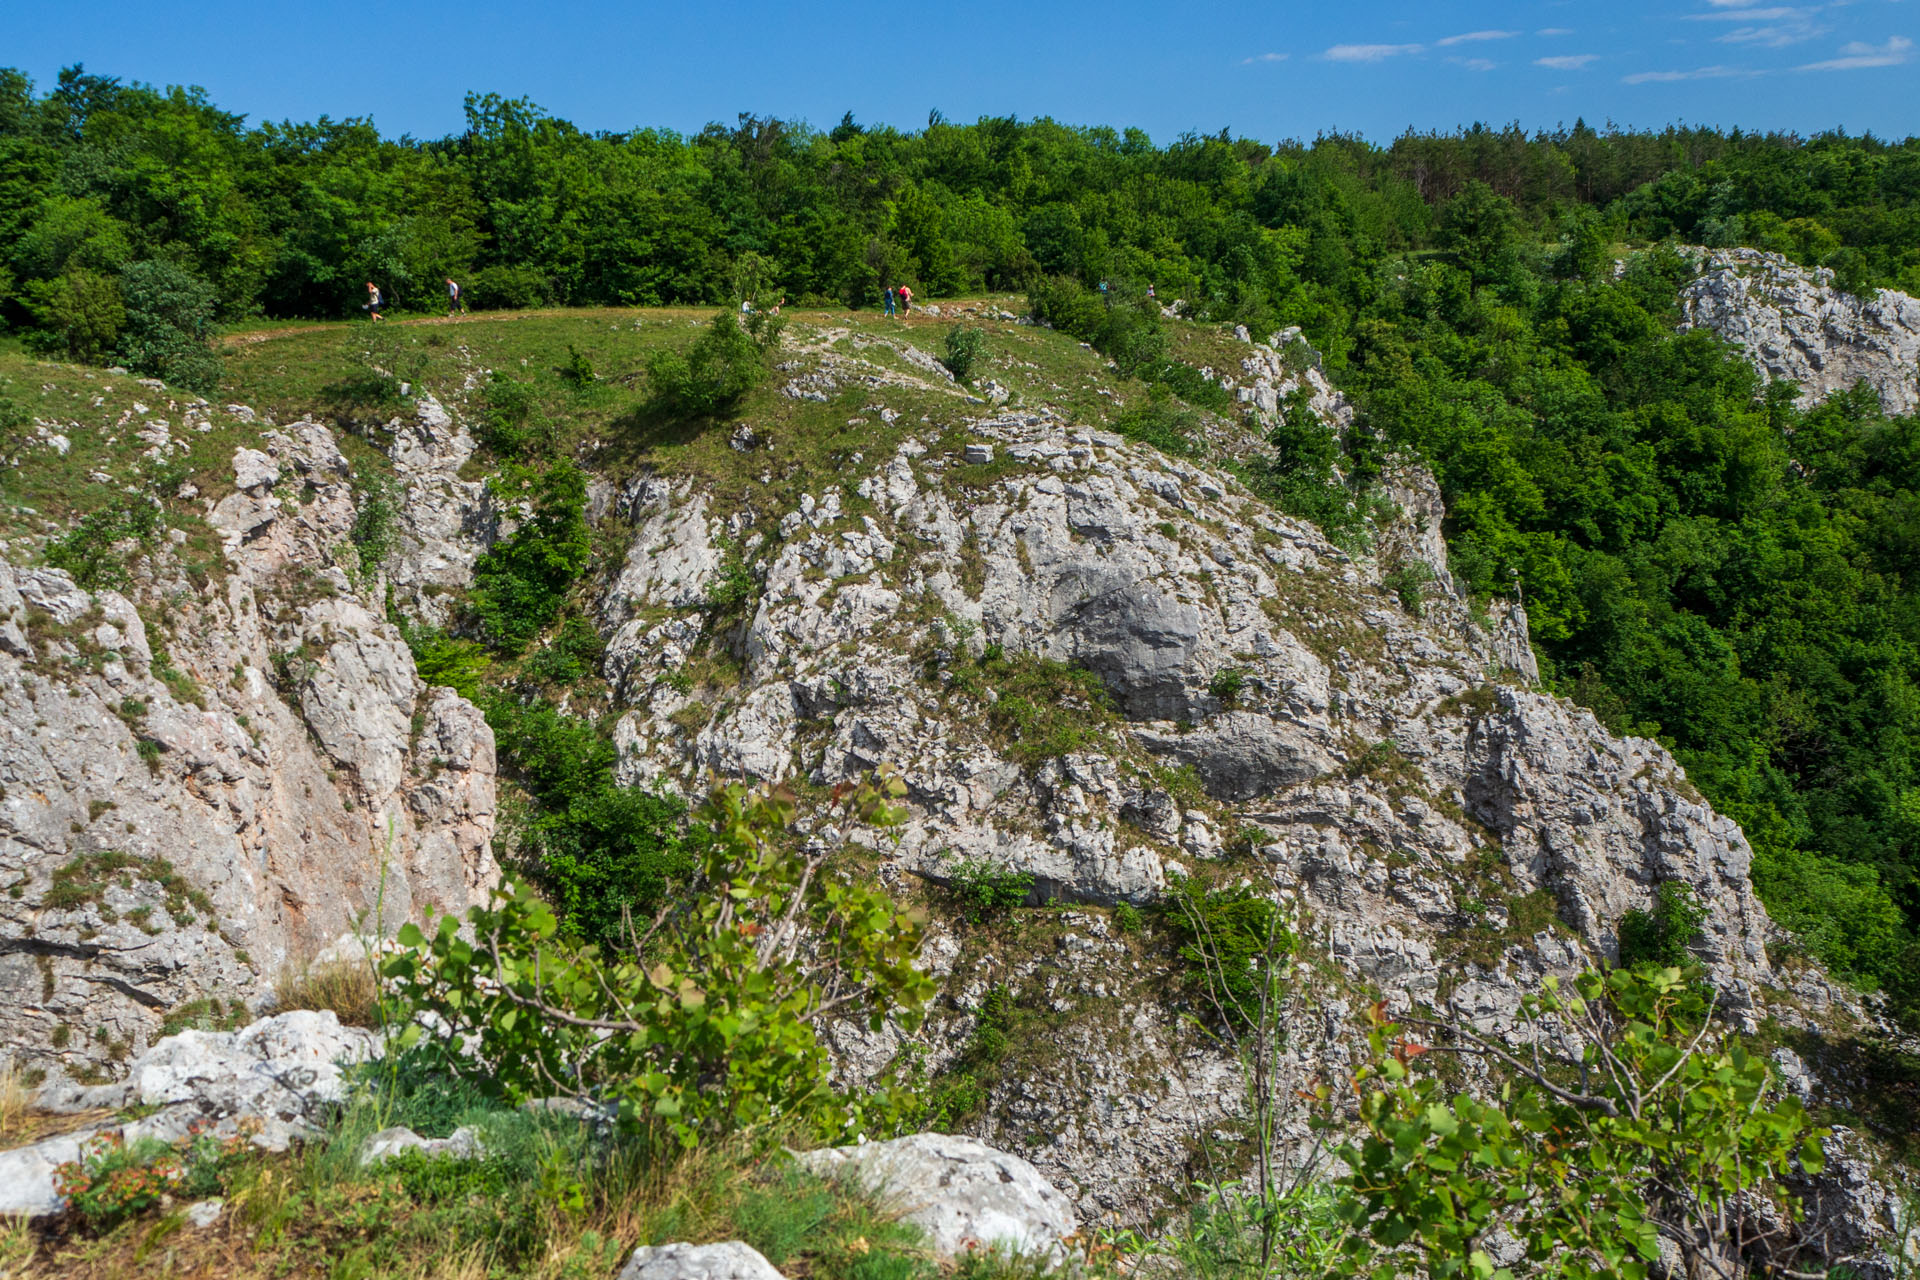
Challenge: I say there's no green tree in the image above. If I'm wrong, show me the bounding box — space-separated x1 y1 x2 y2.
385 773 935 1146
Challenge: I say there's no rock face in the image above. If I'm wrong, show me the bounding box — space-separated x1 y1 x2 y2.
595 400 1793 1219
1679 247 1920 414
0 415 498 1078
797 1134 1079 1258
617 1242 787 1280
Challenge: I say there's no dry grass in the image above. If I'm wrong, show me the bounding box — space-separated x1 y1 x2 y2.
0 1057 34 1148
271 957 382 1028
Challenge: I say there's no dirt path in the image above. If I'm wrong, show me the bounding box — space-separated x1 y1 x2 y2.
218 299 1009 349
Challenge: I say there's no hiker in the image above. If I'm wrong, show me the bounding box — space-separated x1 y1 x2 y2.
364 281 384 321
445 277 465 315
884 286 896 317
897 283 913 314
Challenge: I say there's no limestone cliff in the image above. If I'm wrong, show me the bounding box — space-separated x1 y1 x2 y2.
0 413 497 1079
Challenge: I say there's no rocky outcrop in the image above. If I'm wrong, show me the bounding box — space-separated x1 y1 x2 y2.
1679 247 1920 414
1 1010 378 1216
384 391 500 628
797 1134 1079 1257
592 403 1801 1218
0 414 498 1079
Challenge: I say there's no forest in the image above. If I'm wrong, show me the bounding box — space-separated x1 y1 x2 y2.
3 63 1919 1021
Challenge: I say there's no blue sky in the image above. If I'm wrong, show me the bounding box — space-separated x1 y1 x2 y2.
9 1 1917 143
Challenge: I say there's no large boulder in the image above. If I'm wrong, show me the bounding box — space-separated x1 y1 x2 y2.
795 1134 1078 1258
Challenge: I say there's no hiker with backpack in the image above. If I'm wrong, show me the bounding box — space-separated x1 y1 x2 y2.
364 281 384 321
446 277 465 315
897 283 912 314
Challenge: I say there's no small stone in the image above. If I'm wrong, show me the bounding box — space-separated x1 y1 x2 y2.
186 1198 223 1229
963 443 994 464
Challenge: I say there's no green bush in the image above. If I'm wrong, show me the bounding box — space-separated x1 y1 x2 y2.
45 502 164 589
1339 966 1828 1279
386 776 934 1146
349 469 399 579
948 647 1118 764
705 551 758 612
468 263 552 310
469 461 592 653
940 857 1035 924
1617 882 1707 970
477 372 554 458
25 269 124 361
114 260 222 393
524 614 604 684
1163 875 1293 1028
1382 560 1435 617
560 344 596 387
942 326 985 382
647 312 774 417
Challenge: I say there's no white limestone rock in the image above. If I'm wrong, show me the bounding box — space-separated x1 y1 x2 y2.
796 1134 1078 1258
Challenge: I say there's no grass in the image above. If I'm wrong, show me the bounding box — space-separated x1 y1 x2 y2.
11 1047 939 1280
272 957 383 1029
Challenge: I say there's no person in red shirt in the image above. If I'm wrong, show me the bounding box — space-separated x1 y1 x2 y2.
897 284 913 314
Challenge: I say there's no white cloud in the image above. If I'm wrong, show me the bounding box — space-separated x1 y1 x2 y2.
1322 43 1424 62
1798 35 1914 70
1537 27 1575 37
1687 6 1811 20
1622 63 1756 82
1449 57 1499 71
1239 52 1290 65
1436 30 1519 46
1535 54 1599 69
1717 23 1826 47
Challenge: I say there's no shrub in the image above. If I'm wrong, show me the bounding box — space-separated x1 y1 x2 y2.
477 372 554 458
44 503 163 589
1383 560 1435 617
942 326 985 382
468 263 552 310
26 269 124 361
941 857 1035 924
1617 881 1707 969
468 461 592 653
1345 966 1830 1279
53 1122 257 1231
1162 876 1293 1029
524 615 604 685
647 312 774 417
560 344 595 387
1207 667 1249 707
950 647 1118 764
385 775 935 1146
114 260 222 393
704 552 758 612
349 468 399 579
